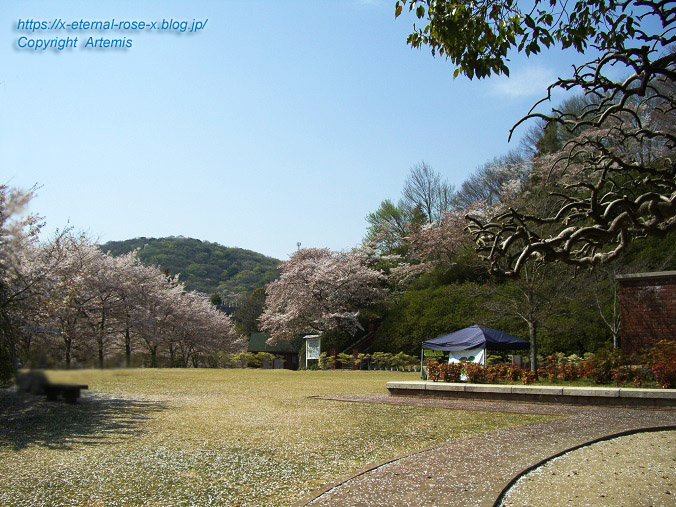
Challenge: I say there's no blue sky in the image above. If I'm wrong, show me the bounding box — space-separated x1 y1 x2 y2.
2 0 589 260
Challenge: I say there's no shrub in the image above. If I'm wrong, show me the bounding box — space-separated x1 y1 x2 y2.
486 354 503 366
391 352 416 370
494 363 510 379
441 362 463 382
611 366 630 386
255 352 276 368
484 364 502 383
559 362 580 381
337 353 353 369
507 364 523 381
318 352 334 370
648 340 676 389
354 353 369 369
542 354 559 380
464 361 485 383
522 370 536 384
566 354 583 364
371 352 393 369
426 359 441 381
582 346 627 384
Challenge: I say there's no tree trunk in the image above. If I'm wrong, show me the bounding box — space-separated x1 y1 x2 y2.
612 288 620 349
150 346 157 368
125 325 131 367
529 320 538 378
98 309 105 368
64 336 72 369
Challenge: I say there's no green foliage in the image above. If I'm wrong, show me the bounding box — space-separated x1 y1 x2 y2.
354 353 370 368
100 237 280 296
365 199 423 255
336 353 354 369
373 282 496 355
622 232 676 272
583 345 628 384
395 0 644 79
371 352 393 369
232 287 266 335
318 352 334 370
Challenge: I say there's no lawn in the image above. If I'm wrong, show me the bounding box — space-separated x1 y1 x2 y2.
0 369 552 506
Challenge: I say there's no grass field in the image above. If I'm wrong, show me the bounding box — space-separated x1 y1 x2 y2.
0 369 552 506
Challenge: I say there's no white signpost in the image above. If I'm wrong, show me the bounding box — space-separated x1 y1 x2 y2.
304 335 321 369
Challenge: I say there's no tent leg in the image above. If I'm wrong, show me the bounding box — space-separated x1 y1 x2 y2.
420 349 424 381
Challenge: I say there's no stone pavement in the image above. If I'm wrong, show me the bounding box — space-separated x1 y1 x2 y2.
296 394 676 507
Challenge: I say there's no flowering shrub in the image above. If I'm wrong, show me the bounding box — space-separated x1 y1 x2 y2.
426 359 441 381
542 354 559 380
441 362 463 382
484 364 503 383
611 366 630 386
559 362 580 381
649 340 676 388
507 364 523 381
522 370 536 384
464 361 485 383
582 346 627 384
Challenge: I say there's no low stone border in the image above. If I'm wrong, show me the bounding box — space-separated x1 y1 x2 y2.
492 425 676 506
387 381 676 407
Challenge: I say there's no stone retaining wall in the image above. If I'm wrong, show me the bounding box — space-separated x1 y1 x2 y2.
386 381 676 408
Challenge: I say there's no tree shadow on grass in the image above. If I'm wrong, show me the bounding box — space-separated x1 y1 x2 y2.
0 389 168 451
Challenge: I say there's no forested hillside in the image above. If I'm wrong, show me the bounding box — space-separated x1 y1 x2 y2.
100 237 281 296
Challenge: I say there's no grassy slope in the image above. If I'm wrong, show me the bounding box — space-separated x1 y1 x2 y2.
0 369 552 507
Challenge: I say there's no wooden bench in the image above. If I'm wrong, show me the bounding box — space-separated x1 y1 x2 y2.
44 383 88 403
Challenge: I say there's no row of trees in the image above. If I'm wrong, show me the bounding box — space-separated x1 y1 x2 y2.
0 186 242 381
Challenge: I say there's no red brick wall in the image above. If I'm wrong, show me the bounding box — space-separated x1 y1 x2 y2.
618 274 676 355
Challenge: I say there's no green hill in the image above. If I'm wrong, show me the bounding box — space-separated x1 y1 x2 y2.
100 237 281 297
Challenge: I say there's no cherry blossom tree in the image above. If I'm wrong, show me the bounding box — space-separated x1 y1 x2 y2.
0 185 45 378
35 233 100 368
259 248 386 343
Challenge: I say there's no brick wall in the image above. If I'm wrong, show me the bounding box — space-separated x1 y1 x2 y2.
617 272 676 355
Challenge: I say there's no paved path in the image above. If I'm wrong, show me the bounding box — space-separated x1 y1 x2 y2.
297 394 676 507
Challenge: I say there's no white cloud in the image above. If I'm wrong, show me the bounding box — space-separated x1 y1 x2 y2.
489 65 558 99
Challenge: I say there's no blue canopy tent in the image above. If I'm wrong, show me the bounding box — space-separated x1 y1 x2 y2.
421 325 530 379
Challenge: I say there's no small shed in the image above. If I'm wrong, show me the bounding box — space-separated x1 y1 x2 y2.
247 332 300 370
